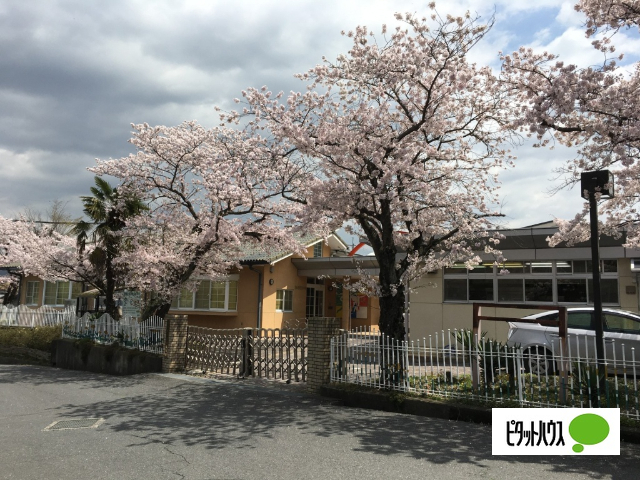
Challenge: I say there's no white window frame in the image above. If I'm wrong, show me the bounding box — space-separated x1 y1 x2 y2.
25 281 40 305
173 275 239 312
276 289 294 312
443 260 619 306
42 281 80 306
313 242 323 258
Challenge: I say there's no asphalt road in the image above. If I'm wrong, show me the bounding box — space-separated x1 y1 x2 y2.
2 365 640 480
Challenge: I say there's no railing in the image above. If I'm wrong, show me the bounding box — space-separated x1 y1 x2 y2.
61 313 164 354
0 305 75 327
330 328 640 419
186 326 308 381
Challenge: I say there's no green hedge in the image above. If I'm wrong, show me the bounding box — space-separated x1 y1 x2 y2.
0 325 62 351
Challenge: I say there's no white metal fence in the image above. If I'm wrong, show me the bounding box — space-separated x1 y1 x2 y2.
0 305 164 354
0 305 75 327
61 313 165 354
330 328 640 419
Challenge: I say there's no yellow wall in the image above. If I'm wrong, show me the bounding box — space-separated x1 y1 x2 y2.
173 240 335 329
261 259 308 329
18 239 342 329
181 267 261 329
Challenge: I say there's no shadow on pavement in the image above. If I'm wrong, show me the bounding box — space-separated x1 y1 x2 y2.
6 365 640 479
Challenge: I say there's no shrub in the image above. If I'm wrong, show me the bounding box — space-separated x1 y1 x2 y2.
0 325 62 351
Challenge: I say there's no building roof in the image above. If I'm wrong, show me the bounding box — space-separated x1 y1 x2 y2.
239 233 349 265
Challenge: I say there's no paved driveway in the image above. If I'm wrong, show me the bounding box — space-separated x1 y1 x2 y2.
1 365 640 479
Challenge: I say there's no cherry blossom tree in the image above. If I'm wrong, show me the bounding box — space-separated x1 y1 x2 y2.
90 121 308 318
232 8 512 340
0 181 146 318
500 0 640 246
0 214 102 295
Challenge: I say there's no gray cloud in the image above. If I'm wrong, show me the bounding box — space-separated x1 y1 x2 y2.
0 0 592 227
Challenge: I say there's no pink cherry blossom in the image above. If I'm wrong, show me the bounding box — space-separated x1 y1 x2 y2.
234 10 511 339
502 0 640 248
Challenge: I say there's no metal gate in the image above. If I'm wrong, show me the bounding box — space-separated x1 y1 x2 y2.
186 326 308 382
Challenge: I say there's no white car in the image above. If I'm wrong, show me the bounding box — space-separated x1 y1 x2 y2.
506 307 640 374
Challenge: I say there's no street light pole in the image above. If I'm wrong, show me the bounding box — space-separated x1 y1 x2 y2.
581 170 614 400
587 191 605 376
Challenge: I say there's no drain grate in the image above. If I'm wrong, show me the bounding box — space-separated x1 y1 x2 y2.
44 418 105 431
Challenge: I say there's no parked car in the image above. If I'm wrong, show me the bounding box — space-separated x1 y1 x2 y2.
506 307 640 374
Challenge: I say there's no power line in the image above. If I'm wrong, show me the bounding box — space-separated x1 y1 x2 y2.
7 219 97 225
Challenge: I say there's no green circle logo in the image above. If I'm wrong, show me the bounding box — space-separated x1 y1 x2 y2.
569 414 610 453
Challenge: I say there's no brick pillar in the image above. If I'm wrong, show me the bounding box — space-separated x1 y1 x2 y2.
306 317 341 393
162 314 189 373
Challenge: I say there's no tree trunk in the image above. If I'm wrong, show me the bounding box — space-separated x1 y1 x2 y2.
375 242 406 341
372 246 407 386
378 283 406 341
2 282 18 306
141 299 172 320
104 242 120 321
155 302 172 319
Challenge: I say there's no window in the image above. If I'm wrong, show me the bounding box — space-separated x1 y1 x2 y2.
178 287 194 309
557 279 587 303
588 279 619 304
605 314 640 333
276 290 293 312
210 281 226 309
568 312 593 330
25 281 40 305
172 279 239 312
527 261 553 274
444 279 467 301
469 279 493 301
525 279 552 302
313 242 323 258
443 259 619 305
498 278 523 302
43 281 82 306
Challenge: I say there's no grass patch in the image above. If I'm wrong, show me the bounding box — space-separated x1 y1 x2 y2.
0 325 62 351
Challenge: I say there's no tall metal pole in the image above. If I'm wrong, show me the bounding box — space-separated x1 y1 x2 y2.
588 193 606 379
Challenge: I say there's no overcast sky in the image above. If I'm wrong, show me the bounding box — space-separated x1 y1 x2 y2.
1 0 639 241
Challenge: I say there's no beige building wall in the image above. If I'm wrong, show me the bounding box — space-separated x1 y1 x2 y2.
408 258 639 343
617 259 639 313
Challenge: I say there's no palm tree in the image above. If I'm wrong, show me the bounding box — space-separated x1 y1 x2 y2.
73 177 147 320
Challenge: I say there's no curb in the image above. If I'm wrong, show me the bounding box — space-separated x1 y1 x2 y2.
320 384 640 444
